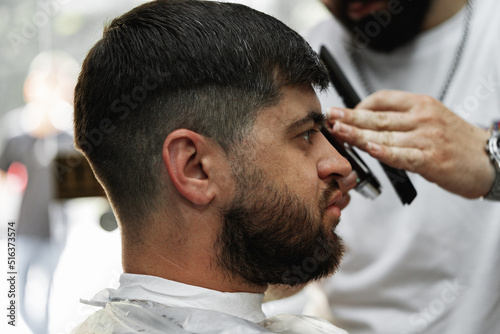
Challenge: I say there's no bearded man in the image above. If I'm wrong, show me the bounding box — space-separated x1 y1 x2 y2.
71 0 357 332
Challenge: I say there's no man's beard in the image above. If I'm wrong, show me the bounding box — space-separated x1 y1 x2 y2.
336 0 432 52
216 161 344 287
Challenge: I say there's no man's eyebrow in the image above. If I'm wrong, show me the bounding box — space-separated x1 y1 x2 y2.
287 111 326 133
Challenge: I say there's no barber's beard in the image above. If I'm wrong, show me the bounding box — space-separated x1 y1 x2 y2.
337 0 432 52
216 165 344 287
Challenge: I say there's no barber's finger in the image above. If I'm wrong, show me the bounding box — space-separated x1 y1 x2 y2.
327 107 414 131
356 90 419 111
338 171 358 194
331 122 415 149
336 193 351 211
365 142 424 172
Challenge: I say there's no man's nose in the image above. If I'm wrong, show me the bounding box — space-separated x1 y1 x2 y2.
317 129 352 180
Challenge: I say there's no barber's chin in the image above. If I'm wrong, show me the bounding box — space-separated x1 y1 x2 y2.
348 0 387 21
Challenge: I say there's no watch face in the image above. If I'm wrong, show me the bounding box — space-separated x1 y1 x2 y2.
486 133 500 200
494 133 500 156
487 133 500 172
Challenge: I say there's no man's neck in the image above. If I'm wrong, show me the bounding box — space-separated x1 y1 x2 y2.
422 0 468 30
121 215 266 294
123 247 266 294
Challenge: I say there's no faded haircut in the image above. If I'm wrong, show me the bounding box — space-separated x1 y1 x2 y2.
74 0 329 231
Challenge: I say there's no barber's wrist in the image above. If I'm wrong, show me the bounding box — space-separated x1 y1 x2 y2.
482 131 500 201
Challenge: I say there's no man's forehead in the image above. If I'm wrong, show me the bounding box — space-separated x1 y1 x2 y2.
259 85 323 130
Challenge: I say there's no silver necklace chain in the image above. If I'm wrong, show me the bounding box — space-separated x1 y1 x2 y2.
349 0 474 102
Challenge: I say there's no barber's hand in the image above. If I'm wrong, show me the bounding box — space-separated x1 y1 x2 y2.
336 170 357 210
327 90 495 199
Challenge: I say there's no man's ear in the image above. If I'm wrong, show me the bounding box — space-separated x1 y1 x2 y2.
162 129 217 206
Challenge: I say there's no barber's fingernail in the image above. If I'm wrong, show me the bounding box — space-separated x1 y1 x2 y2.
367 142 381 153
328 107 344 119
333 122 351 134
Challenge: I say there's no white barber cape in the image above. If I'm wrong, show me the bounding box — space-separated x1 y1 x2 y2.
72 274 348 334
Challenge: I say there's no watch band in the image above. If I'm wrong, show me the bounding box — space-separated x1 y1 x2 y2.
484 131 500 201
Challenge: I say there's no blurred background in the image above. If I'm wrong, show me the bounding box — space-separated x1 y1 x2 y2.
0 0 331 333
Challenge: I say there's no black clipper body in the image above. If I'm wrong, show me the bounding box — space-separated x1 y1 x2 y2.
320 46 417 204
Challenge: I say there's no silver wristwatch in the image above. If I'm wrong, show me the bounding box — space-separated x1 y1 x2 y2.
484 131 500 201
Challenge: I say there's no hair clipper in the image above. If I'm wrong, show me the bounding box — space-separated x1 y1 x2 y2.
320 45 417 204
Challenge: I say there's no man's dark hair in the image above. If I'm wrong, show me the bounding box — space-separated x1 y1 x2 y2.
74 0 329 232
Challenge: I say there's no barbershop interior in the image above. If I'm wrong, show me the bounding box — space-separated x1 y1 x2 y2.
1 0 499 333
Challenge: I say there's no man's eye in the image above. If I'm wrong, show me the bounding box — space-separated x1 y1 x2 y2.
301 129 319 143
